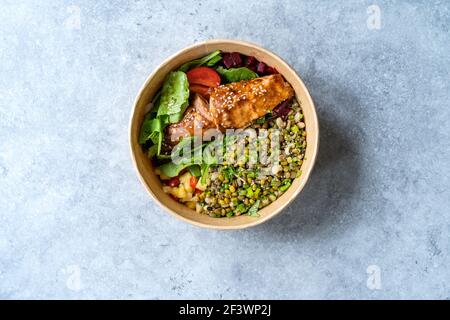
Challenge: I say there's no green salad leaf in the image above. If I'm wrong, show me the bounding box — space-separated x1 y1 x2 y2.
156 71 190 117
171 136 203 158
158 135 232 179
139 71 190 156
147 145 158 158
188 165 202 177
216 66 259 83
178 50 222 72
139 114 162 144
200 164 210 184
247 200 261 217
157 161 193 178
157 137 205 177
205 54 223 67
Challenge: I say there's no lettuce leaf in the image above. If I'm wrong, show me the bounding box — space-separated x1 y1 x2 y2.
139 71 190 156
156 71 190 117
216 66 258 83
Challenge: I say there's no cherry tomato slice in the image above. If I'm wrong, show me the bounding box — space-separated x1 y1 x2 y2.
186 67 221 87
189 176 198 189
167 176 180 187
189 84 210 98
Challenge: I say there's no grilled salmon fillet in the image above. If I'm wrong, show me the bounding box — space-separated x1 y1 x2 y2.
166 74 294 144
166 94 216 145
209 74 294 129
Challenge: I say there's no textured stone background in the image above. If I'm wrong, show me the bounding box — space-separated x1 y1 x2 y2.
0 0 449 299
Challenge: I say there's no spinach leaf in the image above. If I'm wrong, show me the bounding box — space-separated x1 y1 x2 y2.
178 50 222 72
205 54 222 67
155 134 237 180
170 136 205 166
139 116 163 144
247 200 261 217
216 66 259 83
157 161 192 178
188 165 202 177
157 139 205 177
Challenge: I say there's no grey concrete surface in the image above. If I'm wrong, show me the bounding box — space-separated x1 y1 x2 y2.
0 0 449 299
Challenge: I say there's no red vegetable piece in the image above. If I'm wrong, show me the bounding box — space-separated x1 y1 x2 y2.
256 61 267 75
222 52 243 68
167 176 180 187
194 189 203 195
186 67 221 87
244 55 258 72
273 98 293 119
189 176 198 189
265 66 279 75
189 84 210 98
